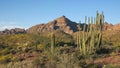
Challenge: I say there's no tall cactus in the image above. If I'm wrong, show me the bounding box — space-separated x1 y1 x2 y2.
51 32 55 56
77 21 81 49
50 31 56 68
95 11 104 50
78 11 104 55
82 16 87 55
76 30 79 48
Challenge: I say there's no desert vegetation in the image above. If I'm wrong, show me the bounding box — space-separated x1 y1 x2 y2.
0 12 120 68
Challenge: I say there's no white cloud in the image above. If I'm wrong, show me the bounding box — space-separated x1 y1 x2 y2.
0 25 23 31
0 21 24 31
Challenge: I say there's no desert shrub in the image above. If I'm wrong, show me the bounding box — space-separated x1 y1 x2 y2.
1 48 10 55
32 57 46 68
0 55 12 64
10 49 16 54
36 44 45 53
96 48 111 54
104 64 120 68
11 56 24 62
32 58 40 66
114 45 120 53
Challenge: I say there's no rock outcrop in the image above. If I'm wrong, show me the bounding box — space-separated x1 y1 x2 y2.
0 28 26 35
27 16 79 34
1 16 118 35
27 16 120 34
103 23 120 31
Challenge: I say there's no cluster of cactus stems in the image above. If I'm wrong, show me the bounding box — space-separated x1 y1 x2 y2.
77 11 104 55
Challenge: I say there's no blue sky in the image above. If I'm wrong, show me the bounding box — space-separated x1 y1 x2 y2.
0 0 120 30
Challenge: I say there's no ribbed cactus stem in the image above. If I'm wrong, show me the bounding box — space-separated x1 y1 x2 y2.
82 33 86 55
76 31 79 48
82 16 87 55
78 11 104 55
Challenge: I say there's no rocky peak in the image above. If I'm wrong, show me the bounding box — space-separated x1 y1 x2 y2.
56 15 66 20
55 15 72 24
27 16 78 34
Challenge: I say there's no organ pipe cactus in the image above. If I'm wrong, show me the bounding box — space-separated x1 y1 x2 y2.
77 11 104 55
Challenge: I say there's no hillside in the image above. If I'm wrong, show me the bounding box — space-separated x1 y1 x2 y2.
27 16 79 34
0 17 120 35
0 28 26 35
27 16 120 35
103 23 120 31
0 14 120 68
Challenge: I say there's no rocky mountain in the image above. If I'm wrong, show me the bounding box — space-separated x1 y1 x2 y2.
27 16 120 34
0 16 120 35
103 23 120 31
0 28 26 35
103 22 113 31
109 23 120 31
27 16 79 34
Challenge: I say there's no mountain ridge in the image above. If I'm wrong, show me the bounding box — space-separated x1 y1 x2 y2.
27 16 120 34
27 16 79 34
0 16 120 35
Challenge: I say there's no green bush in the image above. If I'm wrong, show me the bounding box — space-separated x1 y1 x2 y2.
104 64 120 68
32 58 46 68
0 55 12 64
1 48 10 55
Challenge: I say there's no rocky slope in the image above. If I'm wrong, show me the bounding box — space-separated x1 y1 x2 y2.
27 16 120 34
27 16 79 34
0 16 120 35
0 28 26 35
103 22 120 31
109 23 120 31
